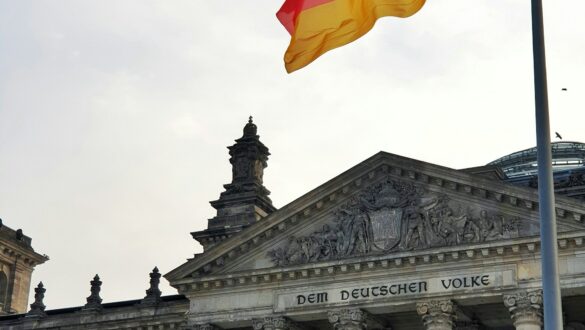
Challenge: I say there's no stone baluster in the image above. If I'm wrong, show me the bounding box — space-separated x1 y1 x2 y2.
252 316 298 330
503 290 543 330
416 299 457 330
328 308 369 330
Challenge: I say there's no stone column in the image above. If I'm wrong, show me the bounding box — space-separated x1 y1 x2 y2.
416 300 457 330
252 316 297 330
503 290 543 330
328 308 369 330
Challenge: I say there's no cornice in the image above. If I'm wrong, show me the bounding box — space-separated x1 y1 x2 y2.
166 152 585 283
0 241 48 267
171 230 585 295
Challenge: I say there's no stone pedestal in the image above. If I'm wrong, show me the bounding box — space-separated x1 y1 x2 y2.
252 316 297 330
503 290 543 330
328 308 369 330
416 300 457 330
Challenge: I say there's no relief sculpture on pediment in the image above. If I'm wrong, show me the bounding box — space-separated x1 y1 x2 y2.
268 178 523 266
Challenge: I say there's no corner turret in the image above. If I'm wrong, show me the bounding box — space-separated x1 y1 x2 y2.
192 117 276 250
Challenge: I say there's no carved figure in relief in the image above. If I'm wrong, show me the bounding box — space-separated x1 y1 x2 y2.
400 203 427 250
477 210 503 242
268 177 526 266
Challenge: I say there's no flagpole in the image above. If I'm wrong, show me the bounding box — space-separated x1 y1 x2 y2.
531 0 563 328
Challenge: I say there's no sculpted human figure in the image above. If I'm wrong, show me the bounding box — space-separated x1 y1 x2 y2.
349 212 370 254
287 237 303 264
318 224 337 258
478 210 503 242
400 203 427 250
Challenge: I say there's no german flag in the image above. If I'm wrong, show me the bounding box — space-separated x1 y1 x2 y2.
277 0 426 73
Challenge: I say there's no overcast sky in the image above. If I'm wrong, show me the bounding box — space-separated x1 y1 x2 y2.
1 0 584 310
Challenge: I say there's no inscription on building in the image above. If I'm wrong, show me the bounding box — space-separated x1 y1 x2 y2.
276 271 514 311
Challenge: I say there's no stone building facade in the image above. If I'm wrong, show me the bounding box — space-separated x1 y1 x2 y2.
2 119 585 329
0 221 47 315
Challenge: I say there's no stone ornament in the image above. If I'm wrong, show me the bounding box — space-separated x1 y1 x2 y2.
142 266 162 305
252 316 299 330
269 177 523 266
328 308 370 330
83 274 103 311
27 282 46 318
416 299 457 330
503 290 543 327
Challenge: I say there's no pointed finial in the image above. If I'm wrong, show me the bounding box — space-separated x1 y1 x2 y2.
83 274 103 311
27 282 47 318
243 116 258 137
142 266 162 305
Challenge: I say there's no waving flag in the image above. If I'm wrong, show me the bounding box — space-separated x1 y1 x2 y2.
277 0 426 73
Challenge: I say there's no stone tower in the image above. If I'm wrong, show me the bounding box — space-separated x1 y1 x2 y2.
192 117 277 250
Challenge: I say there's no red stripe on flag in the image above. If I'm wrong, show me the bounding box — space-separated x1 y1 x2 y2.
277 0 334 35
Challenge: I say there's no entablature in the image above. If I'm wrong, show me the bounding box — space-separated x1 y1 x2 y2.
173 230 585 296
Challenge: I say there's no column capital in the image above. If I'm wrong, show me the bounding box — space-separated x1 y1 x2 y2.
416 299 457 330
252 316 300 330
503 289 543 327
328 308 370 330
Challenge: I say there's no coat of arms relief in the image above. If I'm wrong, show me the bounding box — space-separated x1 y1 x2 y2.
268 177 523 266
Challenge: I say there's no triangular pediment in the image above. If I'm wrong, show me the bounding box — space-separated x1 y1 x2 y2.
165 152 585 284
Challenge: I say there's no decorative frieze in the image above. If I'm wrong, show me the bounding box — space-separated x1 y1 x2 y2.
503 289 543 329
416 299 457 330
268 177 523 267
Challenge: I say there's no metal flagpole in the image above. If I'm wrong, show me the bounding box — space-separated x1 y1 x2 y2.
531 0 563 328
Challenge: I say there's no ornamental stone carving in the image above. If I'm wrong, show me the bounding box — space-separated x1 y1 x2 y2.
416 300 457 330
269 178 523 266
503 289 542 330
252 316 299 330
328 308 370 330
26 282 46 318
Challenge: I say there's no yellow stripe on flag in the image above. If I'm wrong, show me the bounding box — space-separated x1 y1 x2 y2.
281 0 426 73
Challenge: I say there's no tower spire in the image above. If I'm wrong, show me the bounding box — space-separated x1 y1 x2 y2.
192 118 276 250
